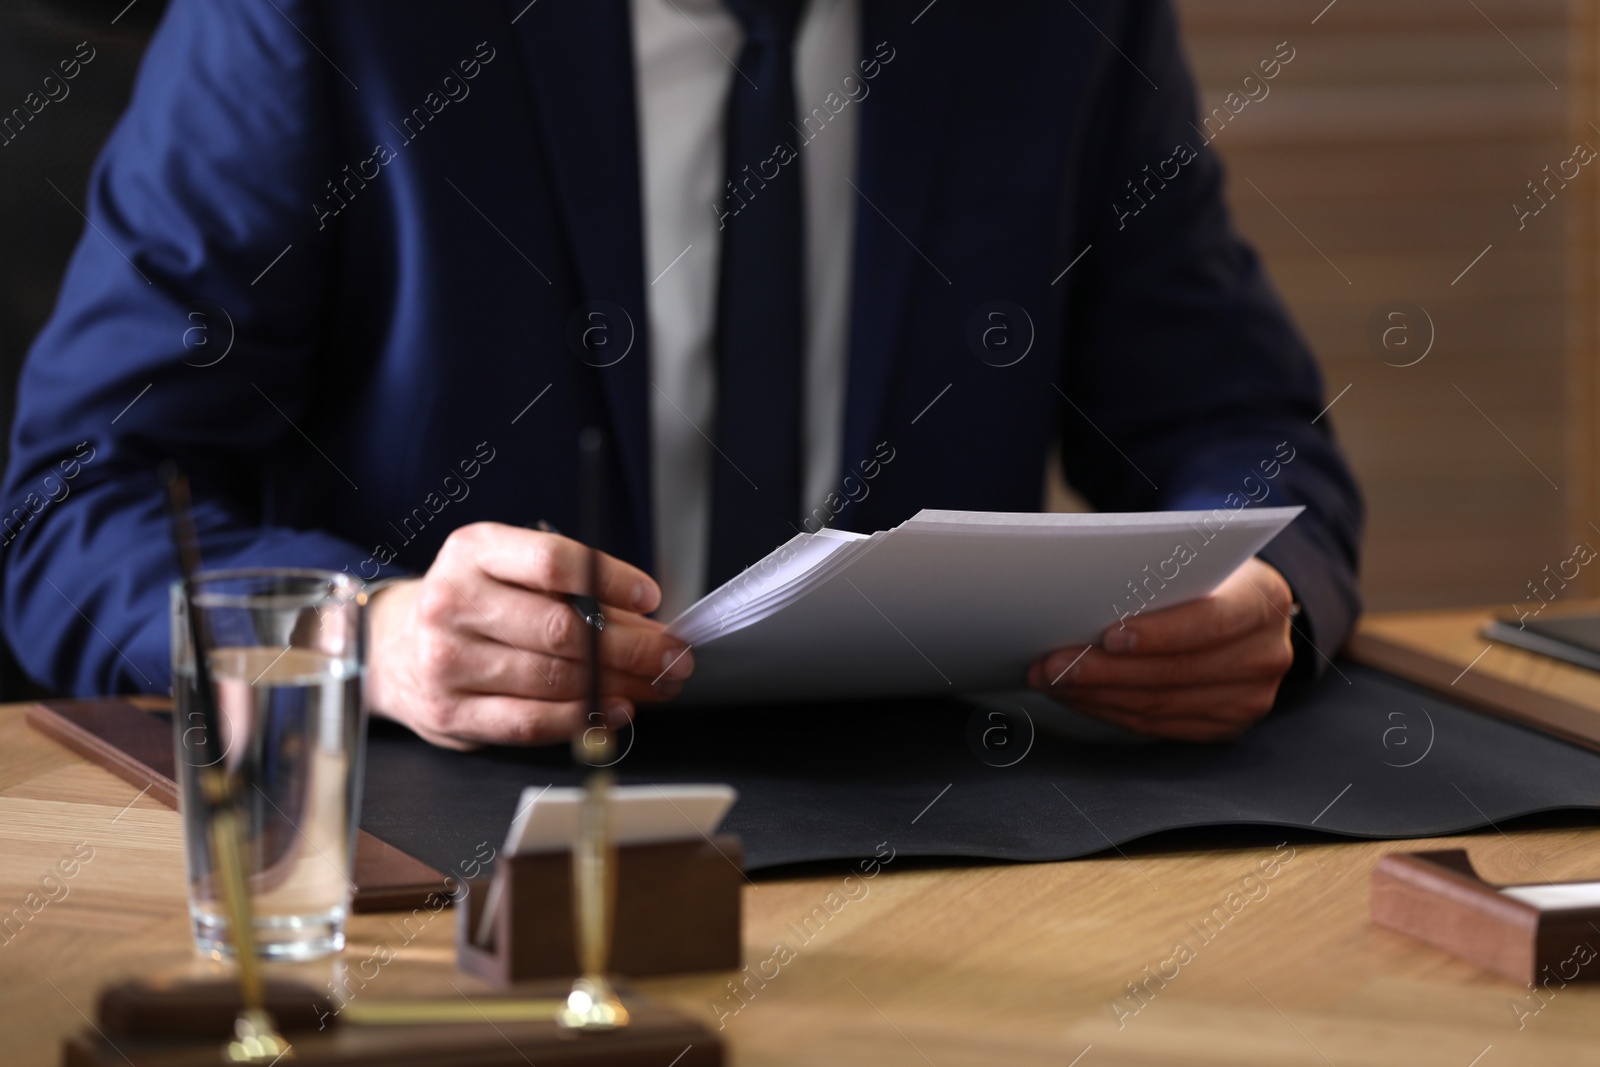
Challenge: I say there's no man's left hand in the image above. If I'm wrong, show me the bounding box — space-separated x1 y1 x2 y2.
1027 557 1297 742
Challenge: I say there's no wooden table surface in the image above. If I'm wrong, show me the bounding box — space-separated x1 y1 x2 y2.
1349 599 1600 753
10 610 1600 1065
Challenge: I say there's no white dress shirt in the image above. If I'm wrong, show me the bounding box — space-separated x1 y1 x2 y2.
631 0 860 617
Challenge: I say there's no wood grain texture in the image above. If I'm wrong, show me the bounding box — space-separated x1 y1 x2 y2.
457 838 744 985
1171 0 1598 612
21 700 453 913
1371 850 1546 984
6 693 1600 1066
1347 600 1600 750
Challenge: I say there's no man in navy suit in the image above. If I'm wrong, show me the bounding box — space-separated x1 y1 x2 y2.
1 0 1361 746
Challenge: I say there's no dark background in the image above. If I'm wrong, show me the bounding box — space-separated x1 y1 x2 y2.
0 0 168 699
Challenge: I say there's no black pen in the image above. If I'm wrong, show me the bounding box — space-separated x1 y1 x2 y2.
535 519 606 631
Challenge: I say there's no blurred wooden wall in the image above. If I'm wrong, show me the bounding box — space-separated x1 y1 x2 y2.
1169 0 1599 613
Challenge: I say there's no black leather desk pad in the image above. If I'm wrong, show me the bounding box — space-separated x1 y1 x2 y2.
362 662 1600 877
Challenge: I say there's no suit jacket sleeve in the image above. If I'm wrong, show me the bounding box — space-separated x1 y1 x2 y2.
1058 2 1363 687
2 0 388 695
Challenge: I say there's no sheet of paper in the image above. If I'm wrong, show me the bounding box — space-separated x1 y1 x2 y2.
1501 881 1600 910
502 784 737 856
671 506 1302 704
672 528 868 645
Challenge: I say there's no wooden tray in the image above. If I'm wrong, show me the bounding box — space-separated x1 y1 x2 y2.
1372 849 1600 984
1347 602 1600 754
26 699 450 913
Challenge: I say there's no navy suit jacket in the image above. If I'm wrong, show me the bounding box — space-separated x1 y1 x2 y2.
2 0 1362 696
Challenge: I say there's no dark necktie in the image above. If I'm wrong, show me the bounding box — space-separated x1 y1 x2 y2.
705 0 806 590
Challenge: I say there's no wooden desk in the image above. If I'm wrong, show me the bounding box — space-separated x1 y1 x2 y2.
1350 600 1600 752
8 625 1600 1065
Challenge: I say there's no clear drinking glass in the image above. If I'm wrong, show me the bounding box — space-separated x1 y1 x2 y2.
171 568 367 961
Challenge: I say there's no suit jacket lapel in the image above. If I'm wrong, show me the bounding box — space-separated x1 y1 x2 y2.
510 0 963 550
838 1 964 527
509 0 655 570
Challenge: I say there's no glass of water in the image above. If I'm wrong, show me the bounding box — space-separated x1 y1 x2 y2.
171 568 367 961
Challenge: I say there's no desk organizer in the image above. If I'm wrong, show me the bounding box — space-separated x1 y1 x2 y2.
62 978 723 1066
25 700 450 912
1371 848 1600 984
457 836 743 985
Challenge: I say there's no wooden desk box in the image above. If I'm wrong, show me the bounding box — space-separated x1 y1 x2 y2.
457 836 744 985
1372 849 1600 984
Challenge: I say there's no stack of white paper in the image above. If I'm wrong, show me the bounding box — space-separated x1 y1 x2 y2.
501 784 738 855
667 507 1302 704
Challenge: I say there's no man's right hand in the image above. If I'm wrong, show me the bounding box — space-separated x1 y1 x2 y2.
363 522 694 750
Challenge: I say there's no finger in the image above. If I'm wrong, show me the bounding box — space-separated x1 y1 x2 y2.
441 522 662 613
1101 593 1265 656
1101 558 1291 656
420 634 682 703
1030 646 1096 688
522 596 695 679
1035 631 1292 689
413 695 634 749
1046 680 1279 723
418 575 693 680
592 605 669 632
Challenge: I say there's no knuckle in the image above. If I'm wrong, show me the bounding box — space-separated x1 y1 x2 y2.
503 713 542 745
541 600 579 654
1258 639 1295 678
421 692 464 734
415 629 460 680
505 705 570 746
440 523 479 562
528 539 566 590
541 654 575 694
414 580 458 627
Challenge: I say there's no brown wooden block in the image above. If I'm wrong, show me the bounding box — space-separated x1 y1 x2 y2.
68 977 722 1066
26 699 451 913
458 837 744 984
1371 849 1600 984
64 998 722 1066
95 978 335 1039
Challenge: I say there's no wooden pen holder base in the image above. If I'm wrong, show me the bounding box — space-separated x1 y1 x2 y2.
1371 849 1600 984
61 978 724 1066
457 835 744 985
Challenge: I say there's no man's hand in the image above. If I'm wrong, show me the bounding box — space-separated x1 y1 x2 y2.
1027 557 1296 742
364 522 693 750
